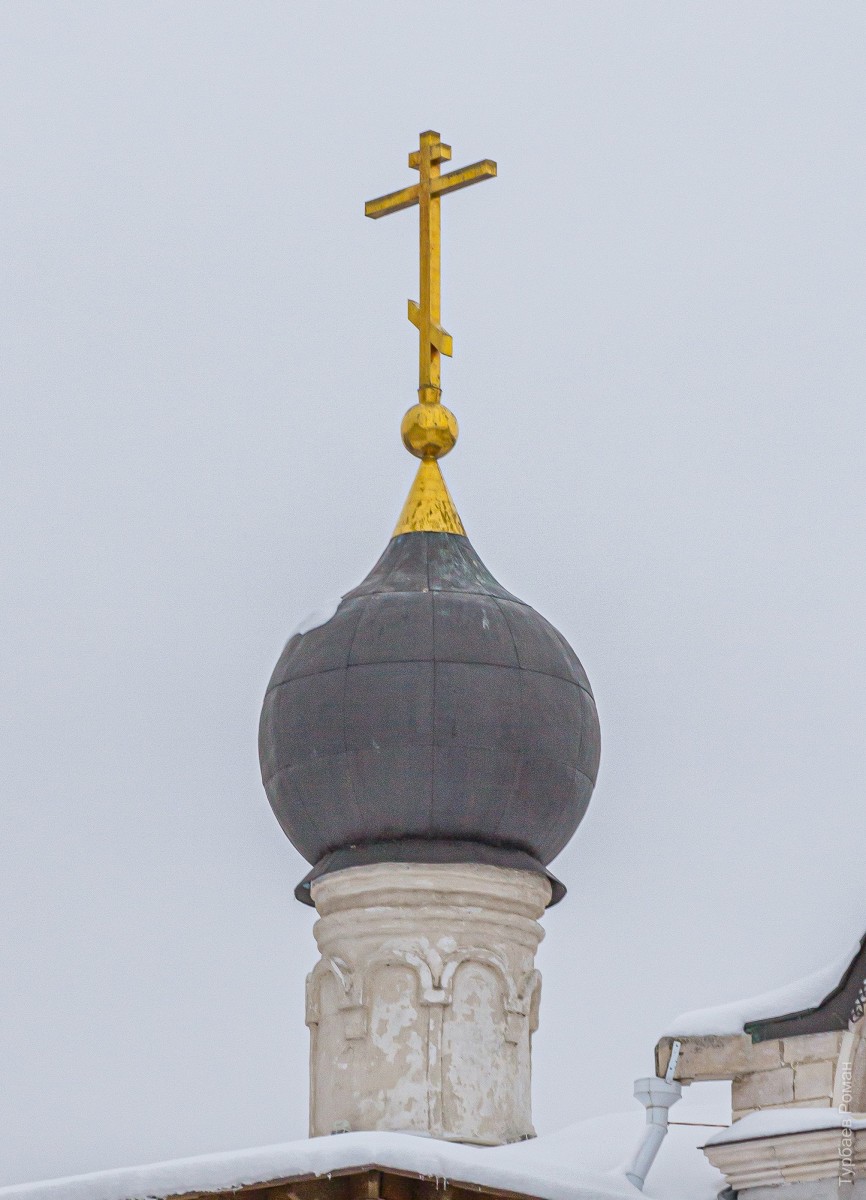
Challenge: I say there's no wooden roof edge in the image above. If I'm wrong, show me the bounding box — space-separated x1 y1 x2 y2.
155 1161 547 1200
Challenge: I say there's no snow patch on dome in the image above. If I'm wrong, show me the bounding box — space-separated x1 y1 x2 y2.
286 596 343 641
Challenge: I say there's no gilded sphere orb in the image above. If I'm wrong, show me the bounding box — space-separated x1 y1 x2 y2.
401 402 458 459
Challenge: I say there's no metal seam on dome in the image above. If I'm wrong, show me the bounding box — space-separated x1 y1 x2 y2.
493 597 596 696
341 595 377 831
264 660 597 692
265 762 335 852
350 584 529 604
265 752 596 793
485 596 528 846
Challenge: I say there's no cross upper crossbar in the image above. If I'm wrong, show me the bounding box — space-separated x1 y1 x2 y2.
365 131 497 403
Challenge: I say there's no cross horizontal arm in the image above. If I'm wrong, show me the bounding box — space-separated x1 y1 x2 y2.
430 159 497 197
364 183 420 219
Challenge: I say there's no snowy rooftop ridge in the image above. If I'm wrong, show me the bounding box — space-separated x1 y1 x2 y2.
0 1130 633 1200
663 941 860 1037
0 1116 724 1200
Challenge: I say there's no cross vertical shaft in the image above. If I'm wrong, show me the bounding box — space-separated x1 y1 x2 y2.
417 131 446 403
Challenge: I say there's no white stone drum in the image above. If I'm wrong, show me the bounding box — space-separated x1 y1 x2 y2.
306 862 551 1145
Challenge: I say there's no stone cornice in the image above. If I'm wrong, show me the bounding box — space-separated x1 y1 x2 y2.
704 1125 866 1189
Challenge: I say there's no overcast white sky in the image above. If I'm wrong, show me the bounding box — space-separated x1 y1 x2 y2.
2 0 866 1187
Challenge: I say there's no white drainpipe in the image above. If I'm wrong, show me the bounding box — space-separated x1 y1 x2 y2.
624 1062 683 1190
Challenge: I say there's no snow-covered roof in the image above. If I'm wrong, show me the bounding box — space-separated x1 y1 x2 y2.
0 1114 724 1200
664 941 860 1037
706 1107 866 1146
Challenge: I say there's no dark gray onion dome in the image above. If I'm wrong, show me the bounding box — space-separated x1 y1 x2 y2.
259 531 600 906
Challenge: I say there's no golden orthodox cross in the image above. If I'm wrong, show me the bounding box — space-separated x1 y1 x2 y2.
365 131 496 405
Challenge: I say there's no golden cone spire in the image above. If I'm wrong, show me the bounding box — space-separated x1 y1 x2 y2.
393 460 466 537
364 130 496 536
